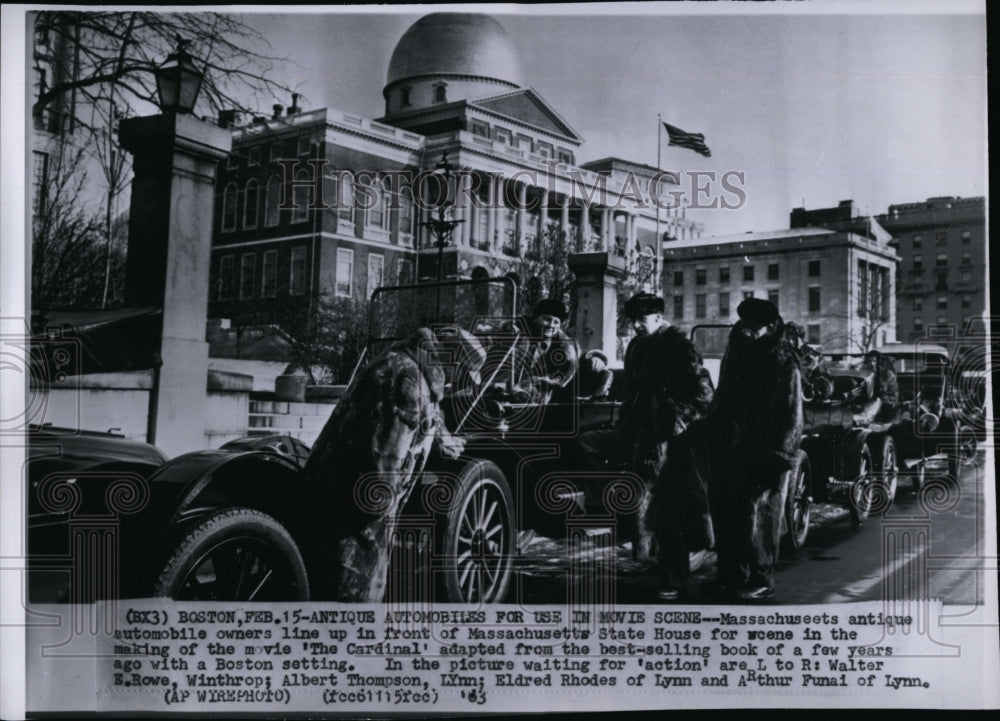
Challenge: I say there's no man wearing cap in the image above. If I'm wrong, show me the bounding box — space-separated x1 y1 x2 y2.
707 297 803 601
578 291 714 562
304 326 485 601
512 298 580 404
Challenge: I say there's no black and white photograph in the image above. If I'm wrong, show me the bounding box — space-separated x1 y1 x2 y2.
1 1 994 716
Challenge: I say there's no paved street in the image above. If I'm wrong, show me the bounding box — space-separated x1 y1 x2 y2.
510 452 990 606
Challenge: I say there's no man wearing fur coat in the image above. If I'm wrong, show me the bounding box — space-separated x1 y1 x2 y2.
304 326 485 601
708 298 803 601
578 292 714 562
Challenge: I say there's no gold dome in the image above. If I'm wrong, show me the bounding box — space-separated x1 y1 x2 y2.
386 13 525 89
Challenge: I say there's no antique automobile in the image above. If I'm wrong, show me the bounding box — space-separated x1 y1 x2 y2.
26 424 168 603
68 277 649 605
874 343 977 490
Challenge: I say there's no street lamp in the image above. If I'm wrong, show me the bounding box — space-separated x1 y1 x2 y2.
155 37 204 114
422 151 465 282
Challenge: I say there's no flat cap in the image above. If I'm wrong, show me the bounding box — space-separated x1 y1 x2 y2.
623 292 664 319
532 298 568 321
737 297 780 327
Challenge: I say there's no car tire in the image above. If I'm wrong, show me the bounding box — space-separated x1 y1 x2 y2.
436 460 515 603
783 450 812 551
871 435 899 508
849 443 875 525
153 507 309 601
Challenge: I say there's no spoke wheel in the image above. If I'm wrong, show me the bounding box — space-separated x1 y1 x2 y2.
874 435 899 508
154 508 309 601
783 450 812 551
849 443 875 525
438 461 514 603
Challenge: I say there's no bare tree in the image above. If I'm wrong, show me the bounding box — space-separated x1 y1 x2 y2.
32 11 300 135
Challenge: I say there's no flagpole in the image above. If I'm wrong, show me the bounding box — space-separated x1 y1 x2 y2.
655 114 662 293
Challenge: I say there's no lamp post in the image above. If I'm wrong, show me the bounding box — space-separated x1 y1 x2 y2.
421 151 464 316
154 37 204 114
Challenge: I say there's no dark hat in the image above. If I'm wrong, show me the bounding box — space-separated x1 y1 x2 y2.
623 292 665 319
737 297 780 327
531 298 568 321
584 349 608 365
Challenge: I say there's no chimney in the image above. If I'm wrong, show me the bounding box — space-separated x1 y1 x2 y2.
288 93 300 116
272 104 284 119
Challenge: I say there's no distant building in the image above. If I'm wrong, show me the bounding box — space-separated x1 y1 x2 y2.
663 213 899 354
876 196 986 342
207 12 702 351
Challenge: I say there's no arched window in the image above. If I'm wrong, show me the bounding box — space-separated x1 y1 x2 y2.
398 183 414 241
243 179 259 229
433 82 447 103
221 183 238 232
264 175 281 227
292 168 313 223
368 177 384 229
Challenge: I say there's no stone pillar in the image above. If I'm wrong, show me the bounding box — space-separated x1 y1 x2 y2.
537 188 549 243
485 175 496 252
119 113 231 457
560 195 570 239
602 207 612 251
568 251 628 358
496 179 508 252
516 183 528 253
459 171 472 247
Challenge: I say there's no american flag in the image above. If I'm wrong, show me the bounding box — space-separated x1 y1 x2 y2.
662 122 712 157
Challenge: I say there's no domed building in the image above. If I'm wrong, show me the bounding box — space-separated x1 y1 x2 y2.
208 12 702 364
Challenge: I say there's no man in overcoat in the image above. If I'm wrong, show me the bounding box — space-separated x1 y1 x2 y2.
304 326 485 601
707 298 803 600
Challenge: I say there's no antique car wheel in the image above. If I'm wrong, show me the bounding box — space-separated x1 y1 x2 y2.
849 442 875 525
437 460 514 603
153 508 309 601
872 435 899 507
783 450 812 551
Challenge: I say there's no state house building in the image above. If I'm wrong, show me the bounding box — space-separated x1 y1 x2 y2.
664 200 900 355
207 12 701 330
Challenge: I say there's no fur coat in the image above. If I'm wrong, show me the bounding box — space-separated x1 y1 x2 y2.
304 328 448 601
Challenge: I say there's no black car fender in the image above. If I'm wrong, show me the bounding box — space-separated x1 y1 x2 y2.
837 427 871 481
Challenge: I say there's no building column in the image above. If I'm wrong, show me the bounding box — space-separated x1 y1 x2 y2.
516 183 528 254
537 188 549 243
560 194 570 241
495 178 507 252
568 251 629 358
485 174 496 252
602 207 612 251
459 170 472 247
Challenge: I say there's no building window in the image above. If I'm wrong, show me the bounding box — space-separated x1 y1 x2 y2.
399 185 414 238
338 172 355 224
913 234 922 248
961 270 971 283
292 168 312 223
961 251 971 266
261 250 277 298
336 248 354 297
495 128 511 145
673 270 684 287
767 289 779 309
297 135 311 156
290 247 306 296
962 294 972 309
807 324 821 345
243 179 259 229
937 295 948 310
433 83 447 103
367 178 384 230
264 175 281 227
935 269 948 291
913 318 924 333
239 253 256 299
471 120 489 138
767 263 780 281
367 253 384 298
935 231 946 245
269 143 282 162
719 266 730 283
719 292 730 317
808 260 820 277
248 147 261 166
695 268 706 285
221 182 238 232
536 141 553 159
397 258 413 285
323 169 339 211
935 252 947 267
936 316 947 325
913 297 923 311
961 230 971 243
857 260 869 316
401 86 411 107
743 265 754 282
32 150 49 216
218 255 234 300
226 153 238 171
695 294 706 318
912 254 923 271
673 295 684 320
557 150 573 164
808 287 821 313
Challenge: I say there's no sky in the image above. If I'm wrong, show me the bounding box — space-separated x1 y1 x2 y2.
235 1 987 237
